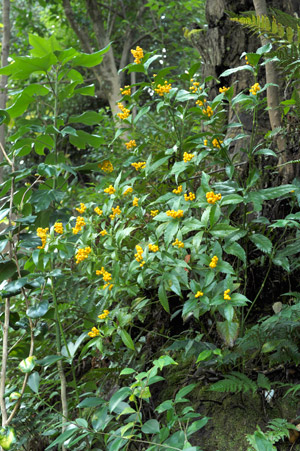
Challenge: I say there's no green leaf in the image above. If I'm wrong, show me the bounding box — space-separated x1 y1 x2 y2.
164 220 179 246
109 387 132 413
45 426 78 450
70 44 111 67
141 419 160 434
250 234 273 255
116 227 136 246
0 260 17 282
210 224 240 238
36 355 63 366
0 110 10 125
77 397 105 408
69 111 102 125
186 418 209 437
29 33 62 57
221 194 244 206
26 300 49 319
74 84 95 96
119 329 135 351
27 371 40 393
153 355 177 369
18 356 37 373
223 304 234 321
69 130 104 149
92 406 109 431
158 283 169 312
224 242 246 263
120 368 135 376
0 54 58 79
175 384 196 402
0 427 16 450
196 350 212 363
220 65 254 77
216 321 239 347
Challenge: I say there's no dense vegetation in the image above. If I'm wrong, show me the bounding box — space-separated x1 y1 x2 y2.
1 1 300 450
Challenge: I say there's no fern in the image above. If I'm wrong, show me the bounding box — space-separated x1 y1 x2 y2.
246 419 292 450
209 371 257 394
230 13 300 45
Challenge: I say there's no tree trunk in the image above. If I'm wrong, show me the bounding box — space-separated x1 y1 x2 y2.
0 0 10 184
189 0 300 181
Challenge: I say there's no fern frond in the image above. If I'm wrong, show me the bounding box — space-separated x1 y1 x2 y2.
209 371 257 394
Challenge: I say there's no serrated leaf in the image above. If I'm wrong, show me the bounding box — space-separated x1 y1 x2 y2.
250 234 272 255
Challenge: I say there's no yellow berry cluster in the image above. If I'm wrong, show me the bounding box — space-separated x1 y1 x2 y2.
195 291 204 298
96 267 112 285
166 209 184 219
120 85 131 96
125 140 136 150
131 161 146 171
173 185 182 194
100 229 107 236
94 207 103 216
104 185 116 195
37 227 49 249
75 247 91 264
219 86 230 93
148 243 159 252
209 255 218 269
109 205 121 220
117 102 130 120
133 197 139 207
123 187 133 196
150 210 159 217
172 238 184 248
206 191 222 204
224 289 231 300
249 83 260 95
184 192 195 201
154 81 172 96
202 105 213 117
245 55 249 65
131 46 144 64
88 326 100 338
98 309 109 320
135 245 145 267
212 138 223 148
189 79 201 93
72 216 85 235
76 203 86 214
183 152 195 163
196 98 206 107
98 160 114 173
203 139 208 146
54 222 63 234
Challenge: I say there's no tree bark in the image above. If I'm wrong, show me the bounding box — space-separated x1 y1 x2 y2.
0 0 10 184
252 0 291 181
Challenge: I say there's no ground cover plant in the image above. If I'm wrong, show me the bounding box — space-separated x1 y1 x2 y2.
0 27 300 451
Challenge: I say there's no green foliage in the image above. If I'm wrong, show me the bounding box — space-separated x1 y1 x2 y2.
246 419 293 451
1 25 300 450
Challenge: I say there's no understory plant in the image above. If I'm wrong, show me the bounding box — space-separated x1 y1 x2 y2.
0 34 299 450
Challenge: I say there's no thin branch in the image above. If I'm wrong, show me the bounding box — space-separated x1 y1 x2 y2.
96 1 125 18
0 141 12 166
